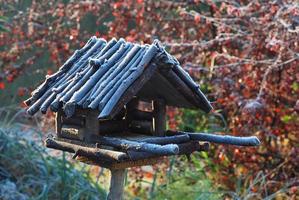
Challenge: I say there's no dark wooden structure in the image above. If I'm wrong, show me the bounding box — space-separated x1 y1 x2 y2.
25 37 260 199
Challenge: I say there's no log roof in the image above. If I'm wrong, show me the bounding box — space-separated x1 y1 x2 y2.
25 37 212 119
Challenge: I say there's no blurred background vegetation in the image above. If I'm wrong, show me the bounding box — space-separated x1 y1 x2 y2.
0 0 298 199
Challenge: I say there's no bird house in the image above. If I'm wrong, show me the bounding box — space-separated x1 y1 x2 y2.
25 37 260 199
25 37 260 168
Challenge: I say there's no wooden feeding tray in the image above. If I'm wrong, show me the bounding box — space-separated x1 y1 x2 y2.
25 37 260 199
45 132 210 169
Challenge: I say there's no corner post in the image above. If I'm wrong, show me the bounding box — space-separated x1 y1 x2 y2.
153 98 166 136
55 109 62 137
107 169 126 200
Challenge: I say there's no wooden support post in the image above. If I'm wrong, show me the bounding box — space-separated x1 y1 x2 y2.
55 110 62 137
107 169 126 200
153 99 166 136
83 109 99 142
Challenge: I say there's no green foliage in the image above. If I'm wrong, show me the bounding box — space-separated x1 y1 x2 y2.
179 108 226 133
151 156 222 200
0 126 106 200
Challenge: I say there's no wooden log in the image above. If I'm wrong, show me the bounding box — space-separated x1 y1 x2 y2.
39 80 71 114
37 38 107 113
158 69 201 108
83 109 100 143
167 130 261 146
27 39 106 115
88 46 143 109
97 49 147 111
60 63 99 104
78 89 92 107
99 44 158 119
126 141 208 160
98 120 126 134
76 155 161 170
153 99 166 137
138 134 190 145
172 64 212 113
49 66 92 112
60 124 85 140
129 119 153 135
45 136 128 161
107 169 126 200
125 97 139 129
66 41 128 106
131 109 153 121
87 43 134 101
61 115 85 126
26 36 98 106
61 41 125 103
62 40 126 112
107 61 159 120
55 110 62 136
92 136 179 155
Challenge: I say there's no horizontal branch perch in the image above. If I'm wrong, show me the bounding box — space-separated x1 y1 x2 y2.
138 134 190 145
167 130 260 146
91 135 179 155
45 136 128 161
127 141 209 160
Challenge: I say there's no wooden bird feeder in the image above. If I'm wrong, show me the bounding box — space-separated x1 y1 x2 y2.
25 37 260 199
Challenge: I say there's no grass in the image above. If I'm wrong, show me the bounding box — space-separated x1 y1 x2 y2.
0 125 106 200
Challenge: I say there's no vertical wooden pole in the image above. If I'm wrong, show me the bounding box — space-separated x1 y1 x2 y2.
55 110 62 137
153 99 166 137
107 169 126 200
84 109 99 142
126 97 139 131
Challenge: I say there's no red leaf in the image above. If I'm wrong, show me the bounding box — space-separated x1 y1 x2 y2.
194 14 201 24
0 82 5 90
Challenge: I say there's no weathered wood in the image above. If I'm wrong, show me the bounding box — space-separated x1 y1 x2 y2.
27 39 106 115
40 79 73 113
83 109 99 143
158 69 201 109
99 44 158 119
87 44 137 105
167 130 261 146
131 109 153 121
100 61 159 120
61 64 98 105
98 119 126 134
76 155 161 169
129 119 153 135
45 136 128 161
60 124 85 140
67 41 128 107
26 36 98 106
88 47 145 110
78 89 92 107
153 99 166 137
138 134 190 145
107 169 126 200
55 110 62 136
62 115 85 126
92 136 179 155
126 141 209 160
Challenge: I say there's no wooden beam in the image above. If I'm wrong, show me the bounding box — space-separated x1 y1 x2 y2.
153 99 166 136
167 130 261 146
129 119 153 135
107 169 126 200
98 46 159 119
45 136 128 161
92 136 179 155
